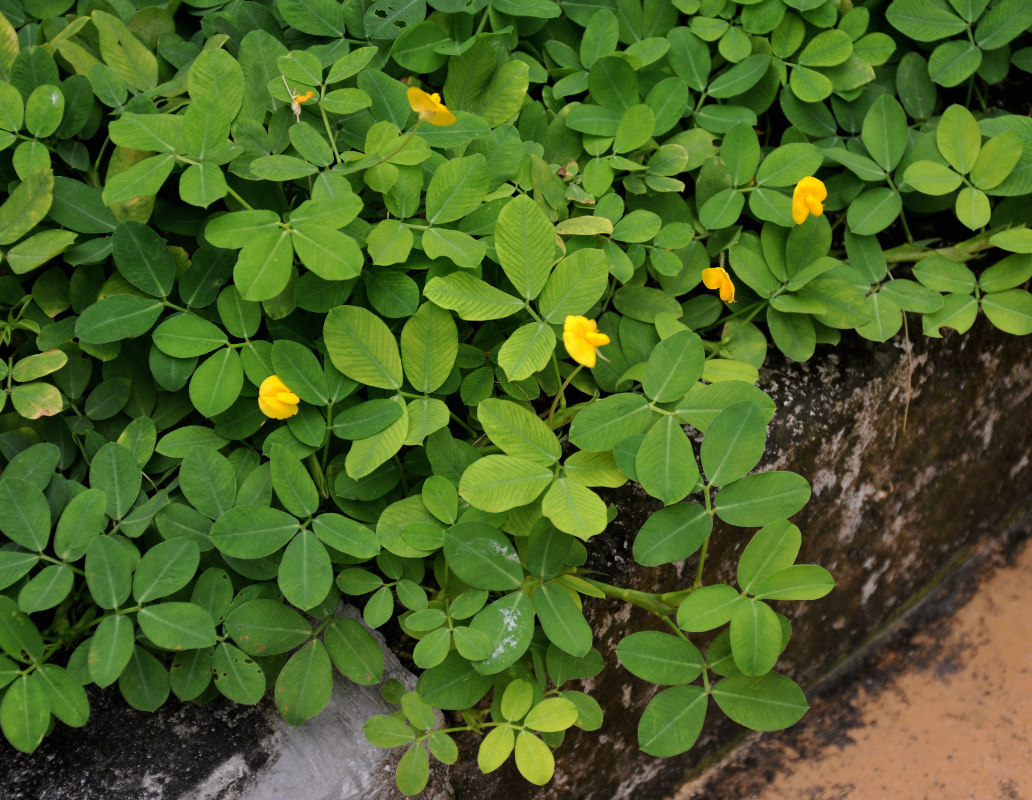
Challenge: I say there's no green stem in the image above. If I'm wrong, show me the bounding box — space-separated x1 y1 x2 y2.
582 577 678 616
225 185 254 211
694 483 714 589
883 227 996 264
547 363 583 428
318 99 343 164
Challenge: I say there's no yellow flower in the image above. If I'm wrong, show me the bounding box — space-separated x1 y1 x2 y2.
259 375 300 420
563 315 610 368
407 86 456 126
701 267 736 303
792 176 827 225
293 90 314 104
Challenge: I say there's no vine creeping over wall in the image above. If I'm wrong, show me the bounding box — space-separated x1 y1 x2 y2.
0 0 1030 794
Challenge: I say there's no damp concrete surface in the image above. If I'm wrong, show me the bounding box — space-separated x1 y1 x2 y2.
676 531 1032 800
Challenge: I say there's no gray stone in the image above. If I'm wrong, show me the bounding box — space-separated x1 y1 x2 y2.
0 608 451 800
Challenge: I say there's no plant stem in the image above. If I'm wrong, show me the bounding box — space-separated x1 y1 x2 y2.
581 577 679 616
547 364 583 428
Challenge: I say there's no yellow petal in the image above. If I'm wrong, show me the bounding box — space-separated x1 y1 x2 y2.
720 279 735 303
805 195 824 216
563 332 598 368
407 86 432 113
260 374 290 397
259 395 297 419
701 267 727 290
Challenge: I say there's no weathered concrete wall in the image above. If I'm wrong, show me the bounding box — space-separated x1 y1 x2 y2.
4 320 1031 800
448 319 1032 800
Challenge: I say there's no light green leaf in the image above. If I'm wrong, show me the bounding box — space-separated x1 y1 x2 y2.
459 455 552 513
496 322 556 382
324 305 403 390
495 194 555 301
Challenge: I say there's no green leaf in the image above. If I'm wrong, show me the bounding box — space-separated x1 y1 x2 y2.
179 445 236 520
108 113 182 154
364 713 415 747
138 602 217 650
478 398 561 464
421 227 485 268
398 302 457 393
478 724 515 773
614 104 655 154
975 0 1032 48
755 143 822 187
798 29 853 66
752 564 835 600
271 444 319 517
525 697 578 732
225 599 311 656
534 581 591 657
88 614 134 687
189 348 242 417
886 0 966 41
234 230 293 302
633 501 712 567
133 538 200 603
459 455 552 512
922 292 978 337
0 675 49 753
312 514 379 559
33 665 88 727
495 194 554 301
954 187 990 230
903 160 964 195
700 402 767 486
642 330 705 403
637 685 707 757
324 305 403 390
970 130 1024 191
75 294 163 344
847 188 903 235
424 272 524 320
210 505 298 559
118 646 169 712
569 393 653 451
737 519 802 593
636 416 699 505
676 583 743 631
715 471 811 527
861 95 908 172
212 642 265 704
0 479 49 551
712 673 808 730
293 224 363 281
928 40 981 87
89 442 140 520
5 229 77 274
982 289 1032 335
417 651 492 709
0 596 43 662
92 10 157 90
345 397 408 479
497 322 556 382
444 522 523 590
24 93 61 148
332 399 402 441
729 598 781 675
789 66 833 102
102 154 174 206
278 530 332 610
536 249 606 326
708 54 770 98
541 479 608 540
396 743 430 795
0 168 52 246
617 632 703 685
278 0 346 36
323 617 384 685
85 536 133 611
937 104 981 174
426 154 488 224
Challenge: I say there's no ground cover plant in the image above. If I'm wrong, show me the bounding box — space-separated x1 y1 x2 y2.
1 0 1031 793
